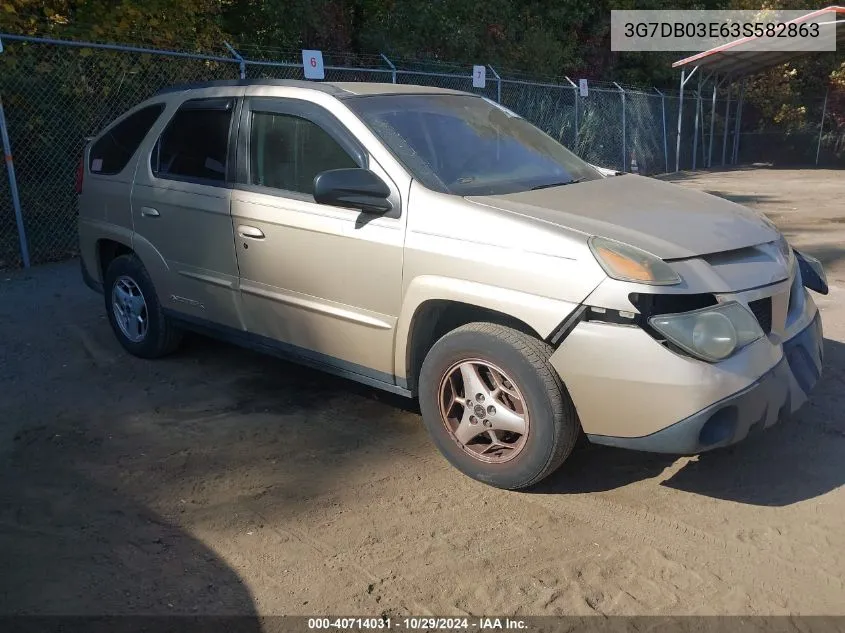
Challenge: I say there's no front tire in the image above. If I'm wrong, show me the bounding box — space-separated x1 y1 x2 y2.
104 254 182 359
418 322 579 490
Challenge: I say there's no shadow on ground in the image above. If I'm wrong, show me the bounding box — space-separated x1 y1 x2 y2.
533 336 845 507
162 329 845 510
0 436 261 620
0 302 416 616
658 165 834 182
796 243 845 274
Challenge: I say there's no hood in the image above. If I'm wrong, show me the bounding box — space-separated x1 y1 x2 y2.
466 174 779 260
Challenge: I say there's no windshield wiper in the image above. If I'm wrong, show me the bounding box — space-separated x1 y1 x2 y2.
530 178 585 191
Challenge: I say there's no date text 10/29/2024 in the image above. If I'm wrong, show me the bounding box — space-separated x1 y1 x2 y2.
307 618 528 630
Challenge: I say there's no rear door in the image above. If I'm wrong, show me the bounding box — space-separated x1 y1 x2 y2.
230 94 405 384
83 103 166 228
130 93 244 330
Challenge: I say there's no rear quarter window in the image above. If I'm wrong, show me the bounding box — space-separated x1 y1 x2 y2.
89 104 165 175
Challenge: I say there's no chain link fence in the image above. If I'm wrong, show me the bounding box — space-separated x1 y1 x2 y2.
0 38 240 267
0 34 840 268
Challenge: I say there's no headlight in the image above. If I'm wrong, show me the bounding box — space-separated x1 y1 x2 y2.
776 234 795 269
776 234 791 260
649 301 764 363
589 237 681 286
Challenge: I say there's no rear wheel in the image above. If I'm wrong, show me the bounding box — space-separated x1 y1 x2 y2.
418 322 579 490
104 254 182 359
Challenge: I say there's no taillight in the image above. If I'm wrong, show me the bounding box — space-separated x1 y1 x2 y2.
74 155 84 194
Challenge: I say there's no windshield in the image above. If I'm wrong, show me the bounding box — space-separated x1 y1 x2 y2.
346 94 602 196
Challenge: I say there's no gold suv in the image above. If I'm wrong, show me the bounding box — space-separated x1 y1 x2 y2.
78 80 827 490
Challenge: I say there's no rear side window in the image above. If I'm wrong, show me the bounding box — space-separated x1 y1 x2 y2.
249 111 357 194
89 104 164 175
152 98 234 184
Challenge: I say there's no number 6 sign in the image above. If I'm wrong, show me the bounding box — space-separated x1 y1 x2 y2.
301 49 325 80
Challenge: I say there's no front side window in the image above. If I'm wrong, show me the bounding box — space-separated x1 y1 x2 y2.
347 94 601 196
90 104 164 175
153 99 234 183
249 111 357 195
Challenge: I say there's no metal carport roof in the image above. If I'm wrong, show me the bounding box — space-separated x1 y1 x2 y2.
672 6 845 77
670 6 845 171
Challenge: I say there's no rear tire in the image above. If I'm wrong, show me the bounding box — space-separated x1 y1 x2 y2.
418 322 579 490
104 254 182 359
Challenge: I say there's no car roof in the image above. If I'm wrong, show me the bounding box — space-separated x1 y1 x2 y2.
153 79 470 98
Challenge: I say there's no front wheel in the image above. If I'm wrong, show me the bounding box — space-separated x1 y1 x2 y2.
418 322 580 490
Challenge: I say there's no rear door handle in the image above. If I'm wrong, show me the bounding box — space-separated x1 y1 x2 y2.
238 225 265 239
140 206 160 217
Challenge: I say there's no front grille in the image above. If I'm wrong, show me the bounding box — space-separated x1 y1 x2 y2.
748 297 773 334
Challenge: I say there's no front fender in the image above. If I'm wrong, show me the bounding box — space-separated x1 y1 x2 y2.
394 275 581 381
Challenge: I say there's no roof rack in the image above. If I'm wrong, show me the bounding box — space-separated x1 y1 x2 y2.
153 78 350 96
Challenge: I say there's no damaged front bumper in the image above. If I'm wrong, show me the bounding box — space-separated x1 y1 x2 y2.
578 311 822 454
549 260 824 455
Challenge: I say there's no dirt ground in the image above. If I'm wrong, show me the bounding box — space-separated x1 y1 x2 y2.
1 168 844 618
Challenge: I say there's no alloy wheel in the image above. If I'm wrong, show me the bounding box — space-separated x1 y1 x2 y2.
111 275 149 343
437 358 530 463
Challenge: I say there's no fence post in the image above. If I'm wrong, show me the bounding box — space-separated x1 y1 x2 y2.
699 92 707 167
675 66 699 171
488 65 501 103
732 78 746 164
381 53 396 84
655 87 668 173
0 37 30 268
721 82 732 166
565 76 579 151
0 92 30 268
676 70 686 172
707 75 718 168
613 82 626 172
692 73 703 170
815 86 829 166
224 41 246 79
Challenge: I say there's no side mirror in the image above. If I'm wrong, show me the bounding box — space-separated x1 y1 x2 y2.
590 163 621 177
313 168 393 215
795 250 829 295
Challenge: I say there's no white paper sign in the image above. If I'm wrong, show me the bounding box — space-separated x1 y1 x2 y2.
579 79 588 97
302 49 325 80
91 158 103 172
472 65 486 88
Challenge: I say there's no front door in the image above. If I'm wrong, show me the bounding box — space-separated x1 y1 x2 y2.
230 96 404 385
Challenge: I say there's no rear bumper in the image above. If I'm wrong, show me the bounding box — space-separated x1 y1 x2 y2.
584 311 823 454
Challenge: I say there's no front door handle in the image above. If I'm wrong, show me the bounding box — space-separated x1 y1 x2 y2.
238 225 265 239
140 206 160 217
